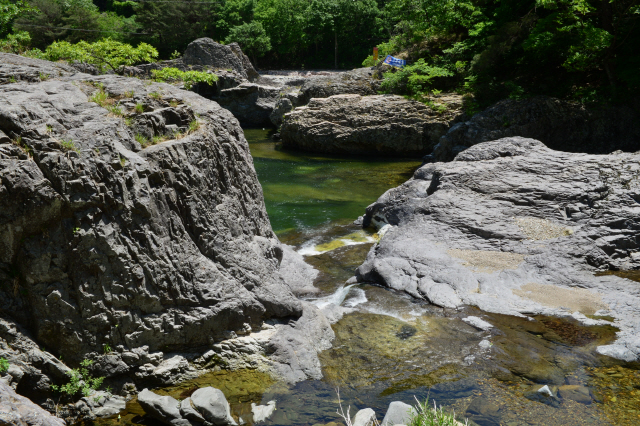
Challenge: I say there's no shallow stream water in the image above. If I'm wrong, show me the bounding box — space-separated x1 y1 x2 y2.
103 130 640 426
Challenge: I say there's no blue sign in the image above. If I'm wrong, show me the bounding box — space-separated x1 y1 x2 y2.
383 55 406 68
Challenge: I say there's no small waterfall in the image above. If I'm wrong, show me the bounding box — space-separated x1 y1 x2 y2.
311 284 364 309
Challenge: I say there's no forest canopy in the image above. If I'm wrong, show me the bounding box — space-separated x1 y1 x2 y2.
1 0 638 104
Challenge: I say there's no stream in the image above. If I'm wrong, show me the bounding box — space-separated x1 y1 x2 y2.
103 129 640 426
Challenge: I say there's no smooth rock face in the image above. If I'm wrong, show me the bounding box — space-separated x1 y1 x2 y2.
0 53 306 375
0 381 65 426
433 96 640 161
381 401 414 426
137 389 186 426
281 94 462 156
180 398 206 423
558 385 592 404
352 408 376 426
190 387 236 425
356 137 640 361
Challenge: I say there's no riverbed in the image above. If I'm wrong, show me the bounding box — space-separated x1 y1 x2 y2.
104 130 640 426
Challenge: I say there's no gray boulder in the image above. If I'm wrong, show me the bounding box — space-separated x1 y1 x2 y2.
298 67 381 105
0 53 303 371
356 137 640 361
190 387 236 425
138 389 188 426
213 83 282 127
432 96 640 162
0 381 65 426
280 94 463 156
183 38 257 82
352 408 376 426
381 401 414 426
180 398 206 423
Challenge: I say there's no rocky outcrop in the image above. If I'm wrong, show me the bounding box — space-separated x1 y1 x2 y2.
356 137 640 361
0 381 65 426
183 38 258 82
213 83 283 127
280 94 463 156
297 67 380 105
431 96 640 162
0 53 330 391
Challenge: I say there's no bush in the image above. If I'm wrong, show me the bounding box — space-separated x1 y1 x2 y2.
151 67 218 90
40 38 158 74
0 31 32 54
380 59 453 97
0 357 9 374
50 359 104 398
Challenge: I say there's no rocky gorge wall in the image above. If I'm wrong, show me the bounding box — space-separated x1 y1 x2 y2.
0 53 332 404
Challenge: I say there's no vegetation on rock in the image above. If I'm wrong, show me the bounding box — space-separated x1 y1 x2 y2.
151 67 218 90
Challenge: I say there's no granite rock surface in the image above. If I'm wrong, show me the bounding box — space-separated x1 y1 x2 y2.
356 137 640 361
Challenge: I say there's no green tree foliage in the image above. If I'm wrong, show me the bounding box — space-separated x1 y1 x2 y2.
0 30 32 54
40 38 158 73
0 0 36 38
225 21 271 64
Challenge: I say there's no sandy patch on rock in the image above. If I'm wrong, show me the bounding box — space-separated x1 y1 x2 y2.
515 216 573 240
513 282 608 315
448 249 525 273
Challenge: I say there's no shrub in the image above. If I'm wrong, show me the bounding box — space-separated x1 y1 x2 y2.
0 357 9 374
380 59 453 97
151 67 218 90
60 139 79 153
0 31 31 54
41 38 158 75
408 396 467 426
50 359 104 398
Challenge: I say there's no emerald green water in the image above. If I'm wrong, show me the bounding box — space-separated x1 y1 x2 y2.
244 129 420 235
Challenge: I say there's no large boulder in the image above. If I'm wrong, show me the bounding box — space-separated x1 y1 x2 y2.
183 38 258 82
190 387 236 425
137 389 188 426
431 96 640 161
280 94 463 156
0 53 303 372
298 67 381 105
0 381 65 426
213 83 282 127
356 137 640 361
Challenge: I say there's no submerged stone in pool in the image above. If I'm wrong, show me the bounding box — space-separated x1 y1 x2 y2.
396 325 417 340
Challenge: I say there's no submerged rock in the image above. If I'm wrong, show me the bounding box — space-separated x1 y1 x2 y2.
0 381 65 426
432 96 640 162
281 94 463 156
356 137 640 361
251 400 276 423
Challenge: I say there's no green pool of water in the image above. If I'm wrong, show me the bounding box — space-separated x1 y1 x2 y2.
245 129 420 235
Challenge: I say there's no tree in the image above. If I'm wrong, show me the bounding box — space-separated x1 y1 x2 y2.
0 0 36 38
225 21 271 65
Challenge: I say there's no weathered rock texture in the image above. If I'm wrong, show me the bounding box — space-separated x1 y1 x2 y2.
297 67 380 105
432 96 640 162
0 381 65 426
356 137 640 361
183 38 258 82
0 54 330 390
280 94 463 156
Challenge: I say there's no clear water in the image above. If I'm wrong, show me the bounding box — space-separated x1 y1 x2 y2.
98 130 638 426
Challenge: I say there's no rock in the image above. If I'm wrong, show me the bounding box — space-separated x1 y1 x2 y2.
356 137 640 361
352 408 376 426
596 344 637 362
279 245 320 296
190 387 236 426
267 302 335 383
0 380 65 426
138 389 188 426
251 400 276 423
269 98 293 127
465 397 500 426
144 355 194 386
183 38 256 82
180 398 206 423
76 391 127 419
0 53 328 385
281 94 463 156
381 401 414 426
524 385 560 407
432 96 640 162
462 316 493 331
558 385 592 404
298 68 381 105
213 83 283 127
227 42 259 82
